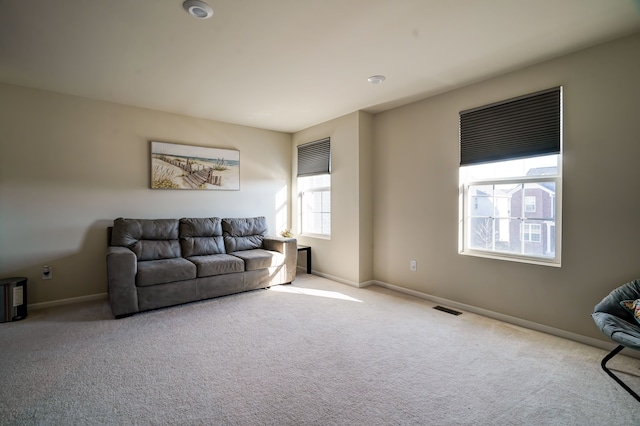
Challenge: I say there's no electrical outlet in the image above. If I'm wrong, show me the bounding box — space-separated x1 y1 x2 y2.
42 265 52 280
410 260 417 272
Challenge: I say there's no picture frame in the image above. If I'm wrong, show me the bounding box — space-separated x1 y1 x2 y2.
150 141 240 190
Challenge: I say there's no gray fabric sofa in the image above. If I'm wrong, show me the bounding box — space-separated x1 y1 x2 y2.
106 216 297 318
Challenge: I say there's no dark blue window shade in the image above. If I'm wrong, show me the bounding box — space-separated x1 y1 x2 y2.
460 87 561 166
297 137 331 177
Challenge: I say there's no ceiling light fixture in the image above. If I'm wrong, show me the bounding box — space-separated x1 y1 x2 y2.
183 0 214 19
367 75 386 84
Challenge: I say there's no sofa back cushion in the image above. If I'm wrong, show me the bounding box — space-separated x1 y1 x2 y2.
179 217 226 257
222 217 267 252
111 218 181 261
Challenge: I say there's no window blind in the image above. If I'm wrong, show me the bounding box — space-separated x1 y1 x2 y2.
459 87 561 166
297 137 331 177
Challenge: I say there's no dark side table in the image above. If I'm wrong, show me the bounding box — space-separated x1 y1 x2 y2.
1 277 28 322
297 245 312 274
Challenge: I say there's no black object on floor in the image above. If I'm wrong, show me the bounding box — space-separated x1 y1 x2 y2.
297 245 312 274
0 277 28 322
433 305 462 316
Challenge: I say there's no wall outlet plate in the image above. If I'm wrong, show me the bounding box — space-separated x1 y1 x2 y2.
42 266 52 280
410 260 417 271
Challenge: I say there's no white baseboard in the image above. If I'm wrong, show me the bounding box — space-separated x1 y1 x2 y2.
358 280 375 288
297 267 373 289
29 293 108 310
372 280 635 357
308 270 361 288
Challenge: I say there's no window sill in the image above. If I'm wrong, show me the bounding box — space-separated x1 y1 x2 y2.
459 249 561 268
299 233 331 241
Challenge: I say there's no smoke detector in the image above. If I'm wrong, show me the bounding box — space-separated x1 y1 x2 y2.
367 75 386 84
183 0 214 19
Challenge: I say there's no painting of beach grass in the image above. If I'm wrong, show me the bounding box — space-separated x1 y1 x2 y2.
150 141 240 190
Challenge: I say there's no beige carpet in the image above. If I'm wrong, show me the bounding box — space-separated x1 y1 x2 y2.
1 274 639 425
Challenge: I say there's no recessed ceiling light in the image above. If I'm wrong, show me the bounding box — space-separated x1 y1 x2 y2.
368 75 386 84
183 0 214 19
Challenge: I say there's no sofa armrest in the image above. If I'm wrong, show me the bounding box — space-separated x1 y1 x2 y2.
106 246 139 318
263 236 298 283
263 236 295 253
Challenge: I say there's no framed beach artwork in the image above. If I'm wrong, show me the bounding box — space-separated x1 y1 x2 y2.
150 141 240 190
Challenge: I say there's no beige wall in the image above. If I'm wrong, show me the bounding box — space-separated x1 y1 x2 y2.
0 83 291 305
358 111 374 283
372 32 640 341
292 111 374 285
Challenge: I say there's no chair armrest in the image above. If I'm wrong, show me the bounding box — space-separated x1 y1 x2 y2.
592 312 640 348
106 246 139 318
263 237 297 283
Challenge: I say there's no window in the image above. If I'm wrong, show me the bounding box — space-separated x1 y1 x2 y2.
459 87 562 266
297 138 331 238
524 196 536 212
299 174 330 236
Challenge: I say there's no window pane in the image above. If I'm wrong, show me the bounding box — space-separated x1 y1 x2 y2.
311 192 322 213
298 174 331 236
466 181 556 259
322 213 331 235
461 154 559 181
322 191 330 210
518 220 551 256
299 174 330 191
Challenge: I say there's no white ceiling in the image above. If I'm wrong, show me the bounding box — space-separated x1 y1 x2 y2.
1 0 639 133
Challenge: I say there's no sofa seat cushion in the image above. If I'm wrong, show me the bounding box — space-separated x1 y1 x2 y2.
188 254 245 278
231 249 285 271
136 258 196 287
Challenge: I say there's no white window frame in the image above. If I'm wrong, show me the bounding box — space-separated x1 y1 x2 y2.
460 173 562 267
298 174 331 239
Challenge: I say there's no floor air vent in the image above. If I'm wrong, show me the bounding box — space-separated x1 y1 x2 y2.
433 305 462 316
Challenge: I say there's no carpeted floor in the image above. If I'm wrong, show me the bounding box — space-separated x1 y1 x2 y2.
1 274 639 425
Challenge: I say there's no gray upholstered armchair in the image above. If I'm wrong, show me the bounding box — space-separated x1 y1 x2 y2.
592 279 640 403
